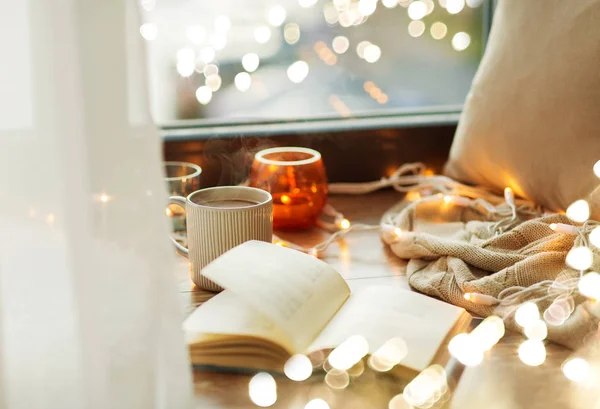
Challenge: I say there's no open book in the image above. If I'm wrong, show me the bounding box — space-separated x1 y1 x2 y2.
183 241 471 378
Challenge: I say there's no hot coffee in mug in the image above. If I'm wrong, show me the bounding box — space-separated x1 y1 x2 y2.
169 186 273 291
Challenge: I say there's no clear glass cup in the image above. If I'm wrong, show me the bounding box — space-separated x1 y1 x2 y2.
249 147 327 230
164 161 202 232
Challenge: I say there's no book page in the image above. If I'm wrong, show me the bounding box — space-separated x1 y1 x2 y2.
307 284 469 372
183 290 295 354
201 241 351 352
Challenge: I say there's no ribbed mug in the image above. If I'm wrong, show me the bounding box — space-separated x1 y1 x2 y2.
169 186 273 291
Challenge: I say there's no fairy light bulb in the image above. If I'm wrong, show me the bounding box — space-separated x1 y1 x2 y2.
562 358 590 383
549 223 580 235
518 340 546 366
463 292 498 306
566 200 590 223
590 226 600 248
566 246 593 271
339 218 351 230
578 272 600 300
514 302 540 328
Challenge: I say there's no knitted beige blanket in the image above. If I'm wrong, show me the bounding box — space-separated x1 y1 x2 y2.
381 198 600 350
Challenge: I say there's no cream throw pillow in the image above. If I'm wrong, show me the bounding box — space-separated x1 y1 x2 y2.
444 0 600 218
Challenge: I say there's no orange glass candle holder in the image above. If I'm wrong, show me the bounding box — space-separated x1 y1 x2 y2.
249 147 328 230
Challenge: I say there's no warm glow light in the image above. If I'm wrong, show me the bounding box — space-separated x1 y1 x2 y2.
518 340 546 366
594 160 600 178
406 191 421 201
544 298 572 326
423 0 435 14
407 0 427 19
382 0 399 8
177 47 195 63
356 41 372 59
562 358 590 383
446 0 465 14
448 333 483 366
141 0 156 11
210 33 227 50
199 47 216 63
186 25 205 44
430 22 447 39
205 74 222 92
524 320 548 341
578 272 600 300
267 5 287 27
203 64 219 77
470 316 505 350
99 194 110 203
408 20 425 37
195 86 213 105
515 302 540 328
340 219 351 229
176 61 195 77
466 0 484 7
47 213 56 225
358 0 378 16
323 3 340 24
287 61 310 83
280 195 291 204
299 0 318 7
566 246 593 271
284 354 313 381
254 26 272 44
452 32 471 51
234 72 252 92
324 369 350 389
284 23 301 45
328 335 369 370
388 394 411 409
332 36 350 54
242 53 260 73
249 373 277 407
364 44 381 63
371 337 408 369
139 23 158 41
214 15 231 32
403 365 448 407
305 399 330 409
165 208 173 217
566 199 590 223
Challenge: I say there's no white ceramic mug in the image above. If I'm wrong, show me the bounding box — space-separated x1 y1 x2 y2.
169 186 273 291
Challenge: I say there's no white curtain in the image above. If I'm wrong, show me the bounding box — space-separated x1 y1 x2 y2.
0 1 193 408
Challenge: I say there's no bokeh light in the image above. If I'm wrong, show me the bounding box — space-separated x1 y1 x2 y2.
578 272 600 300
249 372 277 407
408 0 427 20
299 0 318 7
566 199 590 223
235 72 252 92
287 61 310 83
562 358 590 383
524 319 548 341
205 74 222 92
324 369 350 389
448 333 483 366
466 0 484 7
403 365 448 407
267 5 287 27
328 335 369 370
518 340 546 366
430 22 448 39
408 20 426 37
470 315 505 350
199 47 216 63
242 53 260 72
254 26 272 44
195 86 213 105
214 15 231 32
358 0 378 16
203 64 219 77
284 354 313 381
364 44 382 63
284 23 301 44
451 32 471 51
515 302 540 328
566 246 593 271
305 399 330 409
356 40 372 58
424 0 435 14
140 23 158 41
594 160 600 178
382 0 399 8
446 0 465 14
371 337 408 369
590 226 600 248
332 36 350 54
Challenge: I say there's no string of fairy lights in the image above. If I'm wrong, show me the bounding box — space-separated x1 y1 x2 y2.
250 159 600 409
139 0 483 112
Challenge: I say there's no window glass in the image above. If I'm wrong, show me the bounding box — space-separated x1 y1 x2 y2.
141 0 488 124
